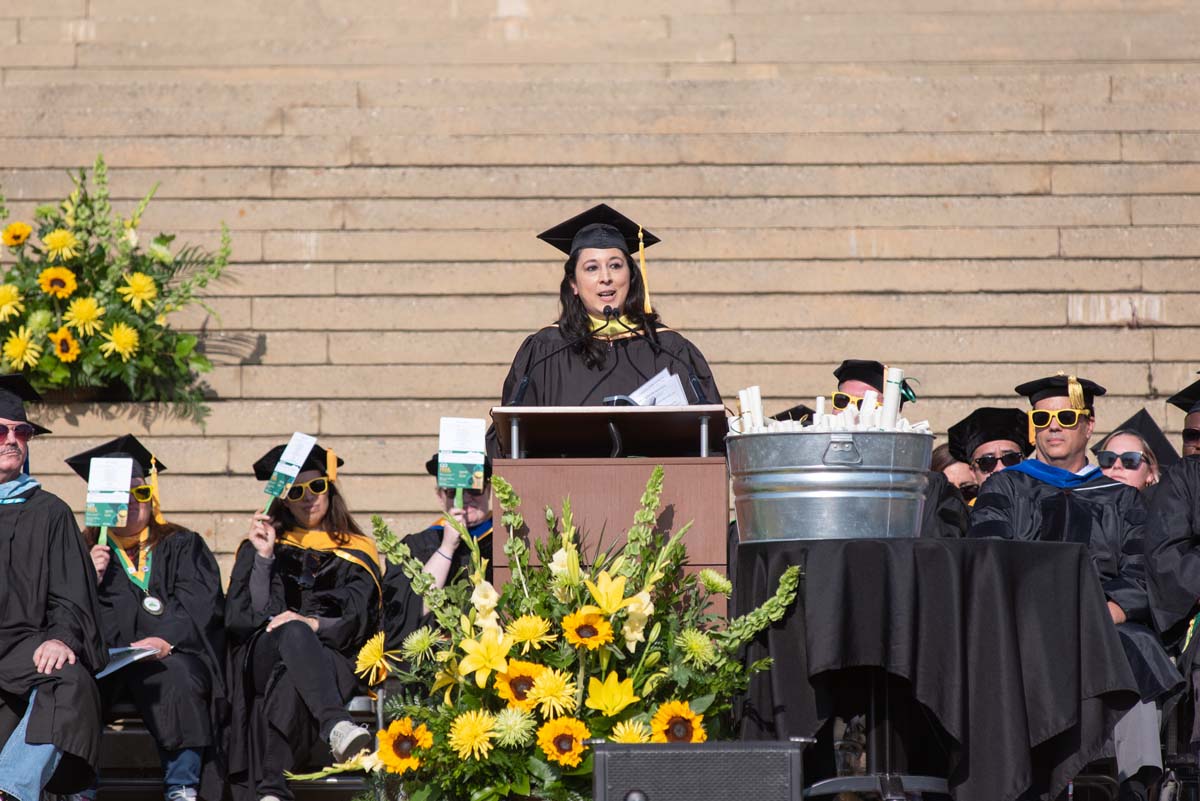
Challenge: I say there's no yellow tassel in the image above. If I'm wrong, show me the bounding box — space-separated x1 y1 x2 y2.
1067 375 1086 410
149 455 166 525
326 447 337 483
1027 411 1037 447
639 225 651 315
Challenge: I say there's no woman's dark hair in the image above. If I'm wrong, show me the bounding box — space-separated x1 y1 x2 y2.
267 478 365 545
931 442 959 474
83 516 188 550
557 248 662 368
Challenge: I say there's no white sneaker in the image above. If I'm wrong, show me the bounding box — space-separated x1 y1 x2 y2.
328 719 372 762
167 790 198 801
259 796 283 801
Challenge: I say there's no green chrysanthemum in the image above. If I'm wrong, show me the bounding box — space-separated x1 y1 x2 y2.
698 568 732 596
678 628 717 667
401 626 438 666
494 707 537 748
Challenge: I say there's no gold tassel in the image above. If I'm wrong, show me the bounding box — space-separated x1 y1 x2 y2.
639 225 651 315
326 447 337 483
149 455 166 525
1027 411 1037 447
1067 375 1086 410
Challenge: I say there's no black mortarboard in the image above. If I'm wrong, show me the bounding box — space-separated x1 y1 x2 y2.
947 408 1034 464
66 434 164 481
770 403 816 424
832 359 917 405
1014 374 1106 410
0 374 50 435
253 443 343 481
1092 408 1180 470
536 203 660 257
1167 374 1200 415
425 453 493 481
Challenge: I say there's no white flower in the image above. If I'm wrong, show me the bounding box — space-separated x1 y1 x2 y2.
471 581 499 615
549 548 569 577
622 590 654 651
475 609 502 634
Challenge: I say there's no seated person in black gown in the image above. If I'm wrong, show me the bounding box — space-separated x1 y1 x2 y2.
225 443 381 801
969 374 1181 801
0 375 107 801
68 435 226 801
945 407 1032 507
1166 375 1200 458
498 204 720 414
382 454 494 649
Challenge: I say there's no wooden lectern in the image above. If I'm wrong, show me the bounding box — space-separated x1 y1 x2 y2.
489 405 729 589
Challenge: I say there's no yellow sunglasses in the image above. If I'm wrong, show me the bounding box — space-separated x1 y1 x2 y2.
1027 408 1091 445
830 391 881 411
130 484 154 503
285 477 330 501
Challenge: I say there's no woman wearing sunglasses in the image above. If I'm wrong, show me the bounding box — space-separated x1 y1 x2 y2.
1095 432 1161 492
225 444 381 801
68 435 226 801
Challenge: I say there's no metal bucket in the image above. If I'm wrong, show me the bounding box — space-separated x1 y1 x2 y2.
727 430 934 541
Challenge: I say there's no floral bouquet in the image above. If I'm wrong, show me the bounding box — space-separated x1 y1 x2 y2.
0 155 229 419
310 466 800 801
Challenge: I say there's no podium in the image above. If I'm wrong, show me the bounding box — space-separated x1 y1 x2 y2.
489 405 730 595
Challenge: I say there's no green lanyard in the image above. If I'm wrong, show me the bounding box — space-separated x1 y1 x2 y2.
112 540 153 592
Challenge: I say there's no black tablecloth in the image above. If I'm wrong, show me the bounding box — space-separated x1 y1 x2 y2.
735 538 1140 801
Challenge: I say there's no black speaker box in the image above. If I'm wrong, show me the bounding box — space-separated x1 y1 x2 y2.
592 740 807 801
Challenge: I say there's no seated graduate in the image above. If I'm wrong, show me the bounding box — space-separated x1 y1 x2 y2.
1092 409 1179 497
969 374 1181 801
498 203 720 409
945 407 1032 507
225 443 381 801
1166 375 1200 458
382 454 494 649
0 375 107 801
832 358 967 537
67 435 226 801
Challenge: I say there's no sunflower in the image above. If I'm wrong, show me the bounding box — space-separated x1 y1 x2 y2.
3 327 41 370
117 271 158 313
610 720 652 744
536 717 590 768
494 659 545 713
63 296 105 336
0 285 24 323
448 709 496 761
562 609 614 651
47 327 80 363
494 707 537 748
650 700 707 744
377 717 432 775
458 627 512 689
42 229 80 263
99 322 139 362
2 222 31 247
37 266 77 299
355 631 401 686
585 671 639 717
527 667 578 719
506 614 556 654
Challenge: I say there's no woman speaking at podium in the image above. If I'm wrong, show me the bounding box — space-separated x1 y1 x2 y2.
499 204 721 408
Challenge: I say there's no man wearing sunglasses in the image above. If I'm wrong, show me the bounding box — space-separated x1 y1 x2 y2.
946 407 1033 504
1166 375 1200 458
0 375 108 801
970 374 1179 801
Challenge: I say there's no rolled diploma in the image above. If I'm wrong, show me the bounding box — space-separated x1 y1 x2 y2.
881 367 904 430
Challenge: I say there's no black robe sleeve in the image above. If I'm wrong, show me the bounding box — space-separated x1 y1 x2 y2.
311 551 380 654
225 540 277 644
921 471 968 538
499 331 543 407
1146 457 1200 642
968 470 1024 540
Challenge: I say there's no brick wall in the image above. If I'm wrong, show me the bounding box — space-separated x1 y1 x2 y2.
1 0 1199 576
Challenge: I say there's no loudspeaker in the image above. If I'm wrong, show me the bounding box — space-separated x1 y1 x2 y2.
592 740 808 801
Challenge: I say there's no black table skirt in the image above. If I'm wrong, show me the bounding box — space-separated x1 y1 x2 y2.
735 538 1140 801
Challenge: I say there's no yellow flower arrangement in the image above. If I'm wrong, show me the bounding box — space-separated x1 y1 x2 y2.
42 229 79 262
37 267 77 299
505 614 556 654
99 322 139 362
650 700 707 744
494 659 545 713
354 631 401 686
63 296 105 336
3 326 41 370
117 271 158 313
585 671 640 717
584 571 633 616
0 285 24 323
610 720 652 744
536 717 590 768
527 667 578 719
458 627 512 688
47 327 80 363
448 709 495 761
562 609 614 651
2 222 31 247
377 717 431 775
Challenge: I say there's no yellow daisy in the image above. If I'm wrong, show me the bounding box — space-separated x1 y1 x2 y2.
2 222 31 247
37 266 77 299
117 271 157 313
585 671 639 717
377 717 432 775
650 700 707 744
527 667 578 719
458 627 512 688
448 709 496 761
47 327 80 363
506 614 557 654
42 229 80 262
494 659 545 713
610 720 652 744
562 609 614 651
536 717 589 768
0 285 24 323
99 322 139 362
355 631 401 686
63 296 105 336
3 326 41 370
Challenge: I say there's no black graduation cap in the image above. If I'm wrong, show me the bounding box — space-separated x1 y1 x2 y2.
1167 374 1200 415
832 359 917 405
65 434 164 480
425 453 493 481
0 374 50 435
536 203 660 257
947 408 1033 464
1014 374 1106 410
1092 408 1180 470
770 403 815 424
253 443 343 481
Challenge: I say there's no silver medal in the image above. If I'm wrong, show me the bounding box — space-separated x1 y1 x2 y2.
142 596 164 615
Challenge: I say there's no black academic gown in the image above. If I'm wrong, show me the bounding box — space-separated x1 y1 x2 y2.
225 535 381 800
1145 456 1200 649
922 471 969 538
381 520 494 652
95 528 226 799
970 467 1182 704
0 486 108 793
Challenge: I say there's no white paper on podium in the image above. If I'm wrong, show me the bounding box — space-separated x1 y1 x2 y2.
629 368 688 407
